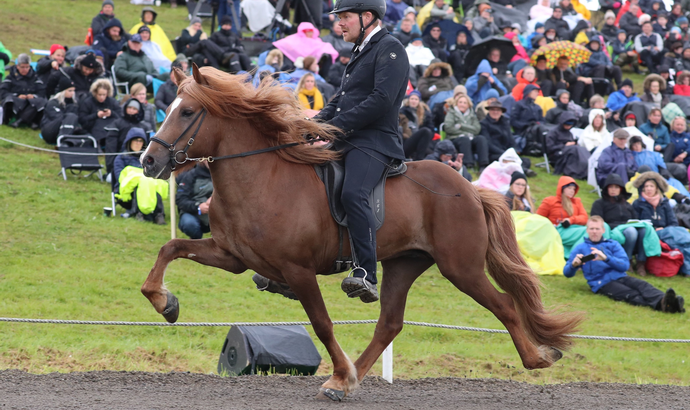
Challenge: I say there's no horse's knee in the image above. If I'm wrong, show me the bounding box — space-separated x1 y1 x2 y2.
377 320 403 341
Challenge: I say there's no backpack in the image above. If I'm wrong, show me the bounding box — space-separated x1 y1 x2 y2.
645 241 684 277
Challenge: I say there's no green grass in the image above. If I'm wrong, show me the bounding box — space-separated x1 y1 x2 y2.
1 0 688 386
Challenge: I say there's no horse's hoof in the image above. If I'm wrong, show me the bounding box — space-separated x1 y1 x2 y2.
545 346 563 363
161 291 179 323
316 388 345 402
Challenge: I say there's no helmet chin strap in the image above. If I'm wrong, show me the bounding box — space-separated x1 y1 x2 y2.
355 13 378 48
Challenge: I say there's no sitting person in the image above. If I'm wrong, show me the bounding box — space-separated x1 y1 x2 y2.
443 93 487 170
591 173 648 275
601 10 619 42
40 77 80 144
104 98 154 174
578 35 623 91
634 21 664 74
597 129 638 188
640 74 670 108
551 55 594 105
511 85 544 150
511 66 542 102
472 3 501 39
674 70 690 96
638 107 670 153
113 127 167 225
545 6 570 40
424 139 472 181
505 171 535 212
137 26 170 72
0 54 47 129
129 6 176 61
533 55 554 96
417 60 455 103
579 109 609 152
428 0 455 23
538 176 589 256
128 83 157 132
176 161 213 239
46 52 105 101
405 37 436 69
546 111 590 179
632 171 679 230
272 22 338 69
667 116 690 166
78 78 120 144
605 78 640 111
564 216 684 313
545 89 577 125
155 61 181 114
465 59 506 105
92 18 128 69
209 16 253 72
480 100 519 164
113 34 162 90
91 0 116 38
36 44 67 86
474 148 524 193
322 20 351 53
400 90 433 161
629 136 671 179
423 24 449 62
474 88 499 121
296 72 324 111
327 50 350 88
448 28 472 84
612 29 640 74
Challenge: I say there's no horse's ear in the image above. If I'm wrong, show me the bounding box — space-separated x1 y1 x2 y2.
192 63 208 86
172 67 186 85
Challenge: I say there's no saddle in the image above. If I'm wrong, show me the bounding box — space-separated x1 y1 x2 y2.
314 160 407 273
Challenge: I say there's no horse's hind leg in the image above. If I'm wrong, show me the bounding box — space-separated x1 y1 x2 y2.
353 256 433 381
438 261 558 369
141 238 247 322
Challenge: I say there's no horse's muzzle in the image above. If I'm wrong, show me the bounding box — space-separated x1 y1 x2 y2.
142 154 172 180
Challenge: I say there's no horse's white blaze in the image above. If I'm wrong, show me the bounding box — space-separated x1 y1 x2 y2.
156 97 183 136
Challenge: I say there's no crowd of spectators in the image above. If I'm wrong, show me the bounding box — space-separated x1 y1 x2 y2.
1 0 688 311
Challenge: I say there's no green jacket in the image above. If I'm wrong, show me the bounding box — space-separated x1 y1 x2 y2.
0 41 12 81
113 46 158 87
443 106 480 139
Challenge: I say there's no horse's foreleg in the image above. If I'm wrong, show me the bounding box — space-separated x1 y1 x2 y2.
280 266 357 401
353 256 432 381
141 238 247 322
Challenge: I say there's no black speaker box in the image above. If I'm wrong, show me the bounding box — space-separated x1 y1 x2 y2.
218 325 322 376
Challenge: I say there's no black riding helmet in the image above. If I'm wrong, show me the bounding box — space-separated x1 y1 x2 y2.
330 0 386 47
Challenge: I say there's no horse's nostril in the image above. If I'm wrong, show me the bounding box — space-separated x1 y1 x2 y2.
145 155 155 165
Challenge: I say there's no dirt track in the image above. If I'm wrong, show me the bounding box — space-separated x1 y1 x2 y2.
1 370 688 409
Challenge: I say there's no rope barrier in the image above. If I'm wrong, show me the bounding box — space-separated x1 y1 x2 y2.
0 136 140 156
0 317 688 343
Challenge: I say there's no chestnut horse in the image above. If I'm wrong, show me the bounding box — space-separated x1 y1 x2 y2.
140 65 581 400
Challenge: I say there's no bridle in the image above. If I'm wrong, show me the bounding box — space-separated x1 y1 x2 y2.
149 107 328 170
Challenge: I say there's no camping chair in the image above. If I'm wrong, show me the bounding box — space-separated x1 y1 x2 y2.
534 126 551 174
111 66 129 101
591 78 611 97
57 135 104 181
186 0 213 20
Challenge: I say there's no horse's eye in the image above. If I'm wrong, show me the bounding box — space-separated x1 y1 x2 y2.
181 109 194 118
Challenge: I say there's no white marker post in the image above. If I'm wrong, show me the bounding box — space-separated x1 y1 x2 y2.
382 342 393 384
169 173 176 239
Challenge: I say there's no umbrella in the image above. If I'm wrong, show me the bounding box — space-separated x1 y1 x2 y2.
530 41 591 69
464 36 517 76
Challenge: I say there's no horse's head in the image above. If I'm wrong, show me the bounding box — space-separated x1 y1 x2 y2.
142 65 211 180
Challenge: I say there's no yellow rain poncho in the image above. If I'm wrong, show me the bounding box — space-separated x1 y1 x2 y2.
130 8 176 62
511 211 565 275
116 166 169 215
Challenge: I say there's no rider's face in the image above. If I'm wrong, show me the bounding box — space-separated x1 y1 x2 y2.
338 11 373 43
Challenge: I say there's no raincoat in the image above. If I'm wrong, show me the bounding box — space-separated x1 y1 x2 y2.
129 8 176 61
273 22 339 63
512 211 566 275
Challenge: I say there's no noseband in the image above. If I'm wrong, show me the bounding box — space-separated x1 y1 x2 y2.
150 109 208 171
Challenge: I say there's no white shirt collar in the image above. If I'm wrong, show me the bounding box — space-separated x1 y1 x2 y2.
357 25 382 52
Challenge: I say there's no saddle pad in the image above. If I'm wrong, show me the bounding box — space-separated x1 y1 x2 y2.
314 160 406 231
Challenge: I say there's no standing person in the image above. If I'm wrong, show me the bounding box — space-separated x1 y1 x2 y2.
40 77 80 144
0 54 47 129
176 161 213 239
312 0 409 303
91 0 116 38
564 216 684 313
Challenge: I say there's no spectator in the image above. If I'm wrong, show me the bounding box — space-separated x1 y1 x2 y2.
417 60 455 102
91 0 115 38
668 3 683 25
155 62 180 114
443 94 488 170
465 59 506 105
423 24 449 62
327 50 350 88
113 35 161 89
138 26 170 72
505 33 529 75
663 41 684 71
639 74 669 108
128 82 156 132
36 44 67 86
635 21 664 73
677 46 690 72
448 28 472 83
601 10 619 42
579 36 623 91
612 29 640 74
46 53 105 102
209 16 253 72
674 71 690 96
505 171 535 212
393 18 415 47
480 100 518 163
129 6 176 62
104 98 153 174
551 55 594 105
533 55 554 96
78 78 120 143
537 176 589 225
486 47 510 81
543 24 560 44
563 216 684 313
92 18 128 69
620 4 643 38
668 116 690 165
511 84 544 143
638 107 670 153
0 54 47 129
0 41 11 81
272 22 338 67
606 78 640 111
597 129 638 187
40 77 79 144
322 20 350 53
545 7 570 40
579 108 610 152
113 127 166 225
296 72 324 111
180 18 231 70
400 90 433 161
475 88 500 121
545 89 575 125
472 3 501 39
395 7 422 35
405 37 436 68
424 140 473 181
530 0 553 21
176 161 213 239
547 111 591 179
429 0 455 23
629 136 671 178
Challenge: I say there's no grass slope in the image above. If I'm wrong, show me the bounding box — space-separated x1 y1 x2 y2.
1 0 687 385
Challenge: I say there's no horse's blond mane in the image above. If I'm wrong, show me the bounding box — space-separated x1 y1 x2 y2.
178 67 339 165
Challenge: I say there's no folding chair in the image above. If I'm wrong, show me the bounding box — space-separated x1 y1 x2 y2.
57 135 104 181
111 66 129 101
186 0 213 20
591 78 611 97
534 126 551 174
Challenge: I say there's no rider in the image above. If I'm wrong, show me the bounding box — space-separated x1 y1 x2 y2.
315 0 409 303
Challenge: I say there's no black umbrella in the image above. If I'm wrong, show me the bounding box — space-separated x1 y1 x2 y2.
463 36 517 76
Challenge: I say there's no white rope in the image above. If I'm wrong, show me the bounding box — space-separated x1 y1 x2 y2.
0 317 687 343
0 136 141 156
